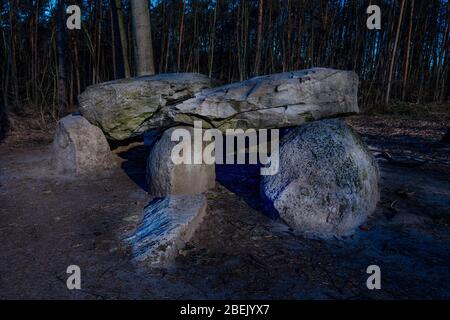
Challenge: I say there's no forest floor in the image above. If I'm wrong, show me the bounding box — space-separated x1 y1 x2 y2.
0 112 449 299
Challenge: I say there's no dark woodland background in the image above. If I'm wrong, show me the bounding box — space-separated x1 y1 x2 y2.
0 0 449 123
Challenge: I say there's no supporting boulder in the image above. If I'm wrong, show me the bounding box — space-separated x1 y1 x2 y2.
173 68 359 131
146 126 215 197
78 73 217 140
261 119 380 239
124 195 207 266
52 114 115 175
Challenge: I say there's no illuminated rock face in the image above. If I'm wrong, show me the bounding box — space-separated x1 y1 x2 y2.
74 69 375 261
52 114 115 175
78 73 217 140
146 126 215 198
78 69 358 140
172 68 359 131
124 195 207 267
261 119 380 239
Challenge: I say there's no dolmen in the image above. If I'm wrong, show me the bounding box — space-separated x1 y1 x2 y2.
52 69 380 266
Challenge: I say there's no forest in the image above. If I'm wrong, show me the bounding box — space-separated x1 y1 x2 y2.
0 0 449 121
1 0 450 302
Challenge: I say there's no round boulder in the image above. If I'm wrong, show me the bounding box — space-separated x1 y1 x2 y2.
52 114 116 175
146 126 215 197
261 119 379 239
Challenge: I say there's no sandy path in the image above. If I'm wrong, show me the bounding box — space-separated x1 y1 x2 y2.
1 115 449 299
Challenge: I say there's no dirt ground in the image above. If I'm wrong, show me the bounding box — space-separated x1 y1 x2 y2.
0 114 449 299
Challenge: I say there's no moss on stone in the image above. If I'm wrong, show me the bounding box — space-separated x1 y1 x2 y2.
302 112 315 122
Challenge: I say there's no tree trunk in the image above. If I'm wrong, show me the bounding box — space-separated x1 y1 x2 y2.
114 0 131 78
8 0 20 111
2 28 9 109
111 0 124 78
208 0 219 78
402 0 414 101
254 0 264 76
447 1 450 102
111 7 118 79
95 0 103 84
130 0 155 76
447 55 450 101
177 0 186 71
56 0 67 115
386 0 406 105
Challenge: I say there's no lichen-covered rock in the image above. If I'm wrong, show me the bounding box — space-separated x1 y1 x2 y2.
78 73 216 140
52 114 115 175
173 68 359 131
124 195 207 266
261 119 379 239
146 126 215 197
78 69 358 139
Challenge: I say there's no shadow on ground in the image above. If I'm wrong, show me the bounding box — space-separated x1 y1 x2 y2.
216 163 261 210
117 144 150 192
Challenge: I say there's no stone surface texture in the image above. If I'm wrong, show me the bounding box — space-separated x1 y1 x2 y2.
79 73 217 140
124 195 207 266
261 119 380 239
52 114 115 175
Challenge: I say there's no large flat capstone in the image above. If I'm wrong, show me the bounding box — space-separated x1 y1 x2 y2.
124 195 207 266
172 68 359 131
78 73 217 140
78 69 358 140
